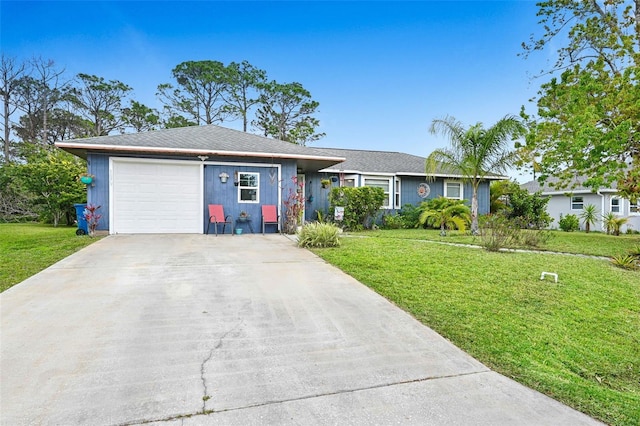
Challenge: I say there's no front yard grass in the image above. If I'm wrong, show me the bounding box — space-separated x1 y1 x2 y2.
313 233 640 426
371 228 640 258
0 223 102 292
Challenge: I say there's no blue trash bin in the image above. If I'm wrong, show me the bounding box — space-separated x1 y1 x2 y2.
74 203 88 235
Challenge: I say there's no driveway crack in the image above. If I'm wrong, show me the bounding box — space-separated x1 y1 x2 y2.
200 320 244 413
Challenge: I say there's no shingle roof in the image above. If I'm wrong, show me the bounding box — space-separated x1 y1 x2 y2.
55 125 345 170
315 147 506 179
521 175 618 194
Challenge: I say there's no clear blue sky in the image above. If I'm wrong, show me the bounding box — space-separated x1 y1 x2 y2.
2 1 549 181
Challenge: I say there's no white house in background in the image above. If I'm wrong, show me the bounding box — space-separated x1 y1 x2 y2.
521 177 640 233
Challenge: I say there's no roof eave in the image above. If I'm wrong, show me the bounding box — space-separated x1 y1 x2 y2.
54 141 345 165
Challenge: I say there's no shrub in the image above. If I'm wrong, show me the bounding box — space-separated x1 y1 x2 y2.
398 203 422 228
381 213 405 229
558 214 579 232
418 197 470 236
329 186 385 231
518 228 553 248
611 254 639 271
506 187 552 229
297 222 341 248
479 214 520 251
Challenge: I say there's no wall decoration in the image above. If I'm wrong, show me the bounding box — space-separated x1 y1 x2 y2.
418 183 431 199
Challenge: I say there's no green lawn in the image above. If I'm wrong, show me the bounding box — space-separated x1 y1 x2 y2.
313 231 640 426
0 223 102 292
370 228 640 258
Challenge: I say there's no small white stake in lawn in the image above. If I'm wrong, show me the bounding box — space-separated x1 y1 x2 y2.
540 272 558 283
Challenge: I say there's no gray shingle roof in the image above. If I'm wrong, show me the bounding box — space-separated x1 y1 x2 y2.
316 148 427 174
315 147 506 179
55 125 345 165
521 175 618 194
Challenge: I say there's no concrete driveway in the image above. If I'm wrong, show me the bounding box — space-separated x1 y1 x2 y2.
1 234 600 425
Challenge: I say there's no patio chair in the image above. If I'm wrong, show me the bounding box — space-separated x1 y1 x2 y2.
261 205 279 234
206 204 232 236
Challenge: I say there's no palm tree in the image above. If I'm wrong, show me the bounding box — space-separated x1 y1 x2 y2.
612 217 629 236
427 115 524 235
602 212 616 235
579 204 599 233
602 212 629 236
418 196 471 236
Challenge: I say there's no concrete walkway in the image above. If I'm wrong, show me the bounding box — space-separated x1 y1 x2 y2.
1 234 601 425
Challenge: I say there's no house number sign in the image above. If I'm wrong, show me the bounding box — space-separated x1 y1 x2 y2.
417 183 430 198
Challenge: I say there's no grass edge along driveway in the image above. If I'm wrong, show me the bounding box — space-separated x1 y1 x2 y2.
0 223 102 292
313 234 640 426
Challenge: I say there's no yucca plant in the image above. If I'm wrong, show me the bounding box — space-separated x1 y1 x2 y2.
297 222 341 248
611 254 639 271
579 204 598 233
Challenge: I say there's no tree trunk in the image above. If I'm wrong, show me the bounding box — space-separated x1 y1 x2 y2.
3 96 9 161
471 184 479 235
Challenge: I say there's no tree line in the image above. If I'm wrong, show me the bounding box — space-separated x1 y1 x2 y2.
0 57 325 163
0 57 325 224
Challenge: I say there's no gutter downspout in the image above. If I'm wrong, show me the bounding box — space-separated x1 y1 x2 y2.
597 190 605 232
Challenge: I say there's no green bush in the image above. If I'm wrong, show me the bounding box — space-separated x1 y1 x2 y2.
297 222 341 248
418 197 470 235
398 203 422 228
506 187 552 229
559 214 580 232
381 213 404 229
479 214 520 251
329 186 385 231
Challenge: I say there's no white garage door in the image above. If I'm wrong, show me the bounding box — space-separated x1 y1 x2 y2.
111 160 202 234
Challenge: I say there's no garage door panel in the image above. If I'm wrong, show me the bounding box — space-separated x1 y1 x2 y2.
112 161 201 234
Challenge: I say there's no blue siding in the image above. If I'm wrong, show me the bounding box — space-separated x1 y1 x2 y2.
87 153 110 231
203 163 283 233
86 151 493 233
292 175 493 222
87 152 298 234
303 172 337 220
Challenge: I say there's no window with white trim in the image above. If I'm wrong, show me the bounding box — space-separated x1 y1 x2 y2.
571 196 584 210
444 181 463 200
610 197 621 214
238 172 259 203
363 176 391 208
631 200 640 215
394 178 401 209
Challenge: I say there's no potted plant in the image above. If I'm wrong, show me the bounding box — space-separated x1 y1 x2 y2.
321 179 331 189
238 211 250 222
79 172 95 185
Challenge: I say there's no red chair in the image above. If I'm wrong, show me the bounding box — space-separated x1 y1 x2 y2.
261 205 279 234
207 204 232 235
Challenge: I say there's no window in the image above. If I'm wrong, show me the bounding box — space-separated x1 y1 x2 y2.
238 172 259 203
444 181 463 200
631 200 640 215
610 197 621 214
363 177 391 208
394 178 401 209
571 196 583 210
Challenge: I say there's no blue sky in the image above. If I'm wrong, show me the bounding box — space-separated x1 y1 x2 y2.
2 1 549 181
